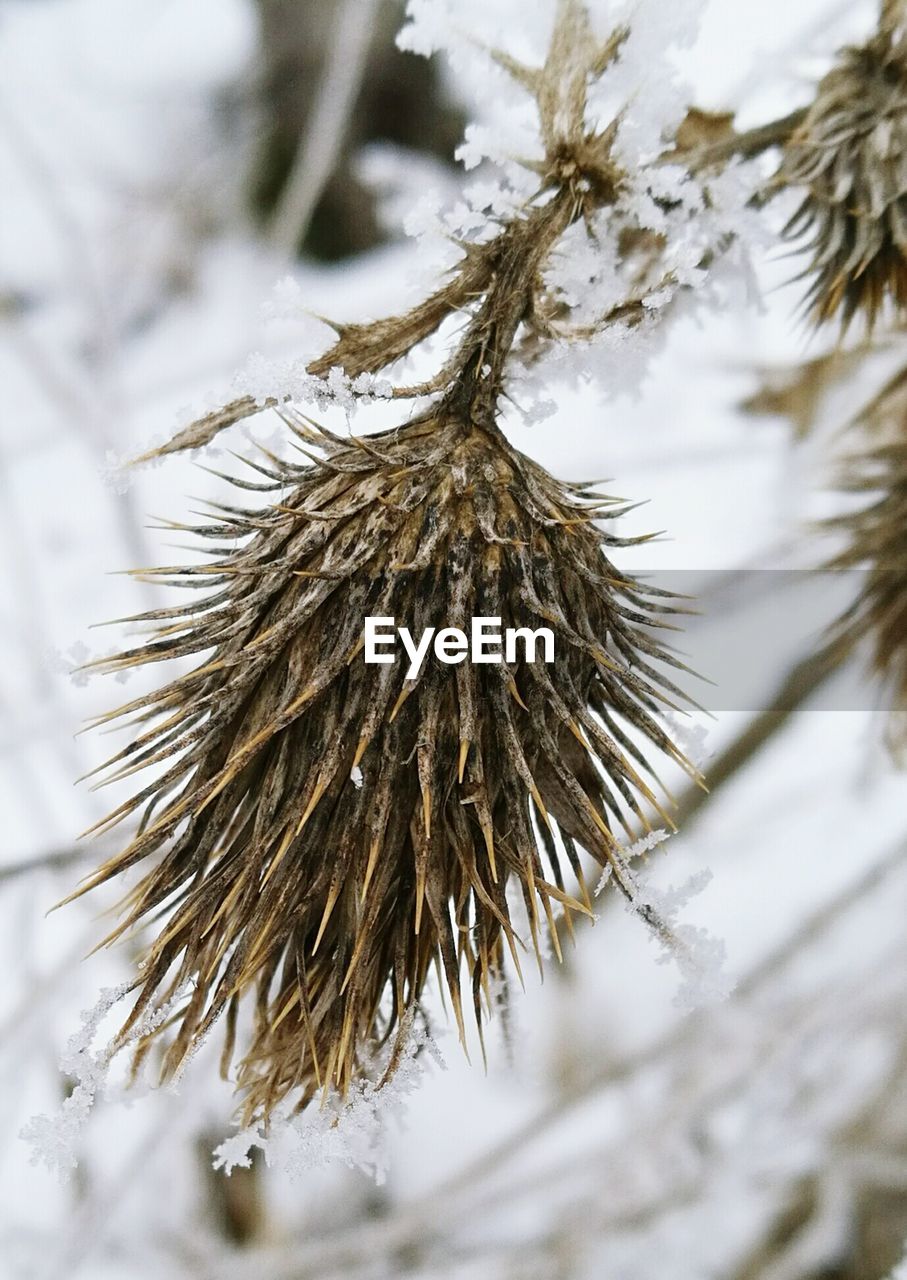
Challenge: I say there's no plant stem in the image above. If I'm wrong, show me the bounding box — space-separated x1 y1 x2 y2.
683 108 807 170
673 637 848 830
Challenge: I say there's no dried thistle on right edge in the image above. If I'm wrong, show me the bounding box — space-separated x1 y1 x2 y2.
777 2 907 753
782 10 907 330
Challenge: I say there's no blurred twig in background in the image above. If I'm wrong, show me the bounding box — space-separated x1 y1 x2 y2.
254 0 465 259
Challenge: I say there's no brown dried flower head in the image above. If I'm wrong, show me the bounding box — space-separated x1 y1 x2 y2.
783 23 907 329
55 0 767 1129
72 406 695 1124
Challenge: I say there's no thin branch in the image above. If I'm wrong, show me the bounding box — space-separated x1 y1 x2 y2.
400 833 907 1237
683 107 808 169
672 636 849 831
267 0 383 256
554 635 850 939
205 833 907 1280
883 0 907 32
0 844 101 887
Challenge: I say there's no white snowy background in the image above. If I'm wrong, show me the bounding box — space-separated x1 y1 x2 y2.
2 1 907 1277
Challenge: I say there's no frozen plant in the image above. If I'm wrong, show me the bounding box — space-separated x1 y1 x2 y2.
47 0 904 1167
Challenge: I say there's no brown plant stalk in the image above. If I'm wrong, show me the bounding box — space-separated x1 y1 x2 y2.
66 0 808 1125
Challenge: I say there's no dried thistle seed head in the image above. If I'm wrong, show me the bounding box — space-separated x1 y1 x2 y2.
828 435 907 754
72 410 695 1125
782 30 907 329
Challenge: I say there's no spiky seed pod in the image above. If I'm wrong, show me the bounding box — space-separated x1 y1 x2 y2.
782 29 907 329
828 436 907 754
73 409 694 1125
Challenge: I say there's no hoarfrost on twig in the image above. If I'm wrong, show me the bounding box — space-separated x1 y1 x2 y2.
597 833 733 1012
21 981 192 1178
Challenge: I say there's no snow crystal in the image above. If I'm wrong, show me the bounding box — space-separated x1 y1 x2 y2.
597 0 708 162
101 448 138 494
213 1013 444 1184
259 274 307 322
21 982 194 1179
402 191 448 242
595 829 672 897
519 394 559 427
359 143 463 239
631 867 734 1011
21 984 130 1177
663 712 714 770
44 641 92 688
600 846 733 1012
232 354 393 420
394 0 764 421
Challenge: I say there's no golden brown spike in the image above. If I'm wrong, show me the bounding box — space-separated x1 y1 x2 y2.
312 877 343 954
458 739 470 783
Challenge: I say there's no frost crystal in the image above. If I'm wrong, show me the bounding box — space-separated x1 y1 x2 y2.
21 984 130 1177
633 868 733 1011
213 1014 443 1184
233 354 393 418
603 852 733 1012
21 982 193 1178
101 448 138 494
44 641 93 689
595 829 672 896
663 712 714 770
396 0 762 420
260 274 306 322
